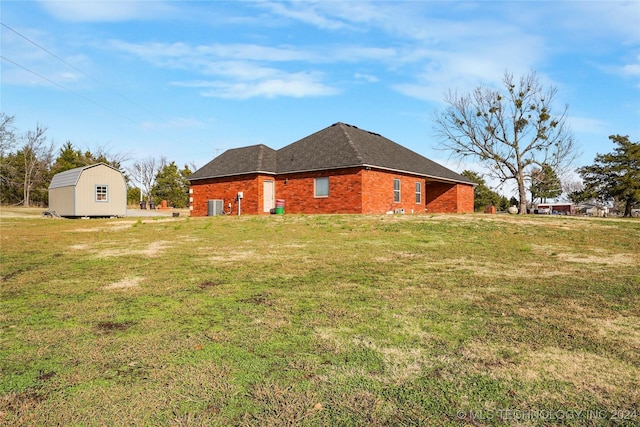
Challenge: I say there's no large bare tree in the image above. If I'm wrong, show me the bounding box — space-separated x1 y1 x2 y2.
434 71 578 214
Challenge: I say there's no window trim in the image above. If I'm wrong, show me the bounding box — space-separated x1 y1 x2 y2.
314 177 329 198
393 178 401 203
95 185 108 202
415 181 422 204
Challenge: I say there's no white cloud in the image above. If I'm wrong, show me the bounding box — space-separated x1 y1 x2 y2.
39 0 176 22
175 71 337 99
256 1 350 30
354 73 378 83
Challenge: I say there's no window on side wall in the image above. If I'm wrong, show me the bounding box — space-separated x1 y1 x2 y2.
415 182 422 204
96 185 108 202
393 179 401 203
315 177 329 198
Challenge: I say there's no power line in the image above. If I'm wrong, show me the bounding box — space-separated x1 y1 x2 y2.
1 22 172 127
1 55 142 127
0 22 200 154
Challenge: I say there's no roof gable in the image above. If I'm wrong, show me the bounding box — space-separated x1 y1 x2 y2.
49 163 122 189
189 144 277 180
190 123 473 185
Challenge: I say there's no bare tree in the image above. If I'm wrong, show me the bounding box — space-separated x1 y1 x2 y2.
128 156 166 203
0 114 18 200
21 124 54 207
0 113 17 158
91 144 131 169
434 71 579 214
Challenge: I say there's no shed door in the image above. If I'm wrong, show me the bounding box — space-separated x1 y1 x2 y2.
263 180 275 213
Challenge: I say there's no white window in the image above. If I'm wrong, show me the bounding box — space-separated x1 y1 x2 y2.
315 177 329 198
96 185 108 202
415 182 422 204
393 179 401 203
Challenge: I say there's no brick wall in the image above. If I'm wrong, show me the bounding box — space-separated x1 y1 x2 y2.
275 168 363 214
456 183 475 213
190 174 273 216
362 169 427 214
191 168 474 216
426 181 475 213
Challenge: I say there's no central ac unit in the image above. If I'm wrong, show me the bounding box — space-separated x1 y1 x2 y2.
207 199 224 216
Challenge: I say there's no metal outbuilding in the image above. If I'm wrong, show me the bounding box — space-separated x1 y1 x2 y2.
48 163 127 217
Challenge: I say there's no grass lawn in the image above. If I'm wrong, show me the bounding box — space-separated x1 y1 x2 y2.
1 208 639 426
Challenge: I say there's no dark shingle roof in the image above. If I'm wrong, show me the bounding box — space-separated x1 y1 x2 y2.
190 123 473 185
189 144 277 180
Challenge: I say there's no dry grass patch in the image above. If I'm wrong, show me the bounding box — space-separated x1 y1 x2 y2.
556 252 637 266
462 342 640 406
589 315 640 347
103 277 143 290
96 240 172 258
208 250 256 263
512 347 638 405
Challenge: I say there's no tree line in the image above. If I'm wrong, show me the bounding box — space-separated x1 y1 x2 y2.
0 113 192 209
2 69 638 217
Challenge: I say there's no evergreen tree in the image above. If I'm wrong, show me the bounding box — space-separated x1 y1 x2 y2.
578 135 640 217
461 170 509 211
151 162 191 208
530 163 562 203
50 141 92 176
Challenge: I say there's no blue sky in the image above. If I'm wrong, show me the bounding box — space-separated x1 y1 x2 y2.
2 1 639 195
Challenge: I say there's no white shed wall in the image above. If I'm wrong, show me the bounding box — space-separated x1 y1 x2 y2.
75 165 127 216
48 186 75 216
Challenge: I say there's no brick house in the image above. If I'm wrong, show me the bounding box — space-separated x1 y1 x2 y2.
188 122 474 216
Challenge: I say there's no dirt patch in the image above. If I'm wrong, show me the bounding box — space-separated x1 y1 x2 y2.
199 280 222 289
96 321 135 333
240 292 273 306
104 277 143 290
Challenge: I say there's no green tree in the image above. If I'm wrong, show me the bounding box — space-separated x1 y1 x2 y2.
1 151 24 204
530 163 562 204
461 170 509 211
50 141 92 176
0 114 18 203
577 135 640 217
434 71 578 214
151 162 191 208
127 186 141 206
50 142 129 176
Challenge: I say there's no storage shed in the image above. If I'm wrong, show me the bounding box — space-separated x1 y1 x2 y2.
48 163 127 217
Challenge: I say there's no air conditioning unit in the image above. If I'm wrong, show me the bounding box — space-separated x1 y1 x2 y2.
207 199 224 216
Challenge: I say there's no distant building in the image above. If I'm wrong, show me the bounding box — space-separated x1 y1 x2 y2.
189 122 475 216
48 163 127 217
535 203 575 215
